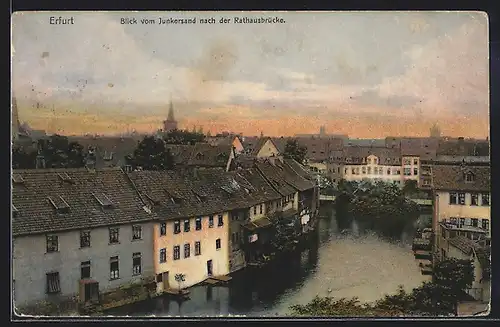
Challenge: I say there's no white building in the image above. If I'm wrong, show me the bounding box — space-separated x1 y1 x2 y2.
12 168 156 310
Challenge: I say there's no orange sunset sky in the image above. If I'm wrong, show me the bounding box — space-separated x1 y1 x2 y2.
11 11 490 138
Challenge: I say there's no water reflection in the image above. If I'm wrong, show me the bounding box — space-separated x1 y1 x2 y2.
108 207 429 317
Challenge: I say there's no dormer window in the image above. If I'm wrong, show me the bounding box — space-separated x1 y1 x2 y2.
195 152 204 159
93 193 114 208
465 172 475 183
103 151 114 161
12 174 25 185
48 195 71 214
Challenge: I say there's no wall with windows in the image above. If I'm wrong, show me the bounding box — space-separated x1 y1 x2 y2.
402 156 420 184
435 190 491 236
13 222 155 307
249 202 268 222
256 139 280 158
153 212 230 292
343 164 403 185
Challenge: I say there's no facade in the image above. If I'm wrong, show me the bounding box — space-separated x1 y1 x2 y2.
432 165 491 260
241 137 281 158
128 170 233 292
12 168 156 309
207 135 244 154
341 147 404 186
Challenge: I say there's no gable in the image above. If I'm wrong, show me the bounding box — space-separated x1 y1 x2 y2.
256 139 279 158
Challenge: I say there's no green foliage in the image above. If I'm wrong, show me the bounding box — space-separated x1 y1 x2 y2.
284 139 307 164
290 259 476 317
12 146 37 169
433 258 474 297
12 134 86 169
336 179 420 238
126 136 174 171
402 180 418 195
269 212 301 253
164 129 205 145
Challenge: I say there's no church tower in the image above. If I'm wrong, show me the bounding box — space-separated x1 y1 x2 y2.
430 123 441 138
163 98 178 133
11 95 20 141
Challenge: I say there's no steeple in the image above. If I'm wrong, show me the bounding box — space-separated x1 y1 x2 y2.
167 98 175 121
163 95 178 133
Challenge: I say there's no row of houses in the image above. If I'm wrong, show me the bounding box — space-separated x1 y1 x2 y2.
12 157 318 311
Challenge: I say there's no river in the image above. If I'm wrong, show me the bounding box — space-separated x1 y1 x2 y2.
107 206 430 317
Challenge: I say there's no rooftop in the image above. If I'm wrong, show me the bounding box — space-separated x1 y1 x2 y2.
432 165 490 192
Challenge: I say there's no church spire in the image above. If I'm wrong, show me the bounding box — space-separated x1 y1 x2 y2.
167 97 175 121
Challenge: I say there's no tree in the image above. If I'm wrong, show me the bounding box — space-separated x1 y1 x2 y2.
12 146 37 169
12 135 86 169
126 136 174 170
284 139 307 164
402 180 418 196
269 212 301 254
164 129 205 145
336 180 420 238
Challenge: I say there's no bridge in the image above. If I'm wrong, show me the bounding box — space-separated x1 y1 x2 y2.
319 194 336 201
319 194 432 206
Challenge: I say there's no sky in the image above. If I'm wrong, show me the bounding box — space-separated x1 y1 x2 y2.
11 11 490 138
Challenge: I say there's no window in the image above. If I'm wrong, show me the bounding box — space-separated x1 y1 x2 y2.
413 168 418 175
404 168 411 176
482 219 489 230
46 272 61 294
174 220 181 234
355 167 359 175
362 167 366 174
184 219 190 232
195 217 202 230
209 216 214 228
159 248 167 263
81 261 91 279
450 217 458 225
173 245 180 260
259 204 263 214
351 168 355 174
184 243 191 258
156 273 163 283
449 193 458 205
109 228 119 244
80 230 91 248
413 159 418 165
195 241 201 256
471 193 479 206
374 158 378 165
110 256 119 280
367 167 371 174
367 158 371 164
132 225 142 240
133 252 142 275
46 235 58 253
160 222 167 236
253 207 257 215
458 193 466 205
216 238 221 250
459 218 465 227
481 193 490 206
465 172 475 182
387 169 391 175
218 214 224 227
471 219 479 228
403 159 411 165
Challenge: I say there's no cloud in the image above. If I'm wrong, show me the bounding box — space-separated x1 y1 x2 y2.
350 90 423 109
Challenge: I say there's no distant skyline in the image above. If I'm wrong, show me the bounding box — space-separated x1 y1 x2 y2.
11 11 489 138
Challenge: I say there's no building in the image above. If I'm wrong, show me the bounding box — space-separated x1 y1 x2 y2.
166 143 235 172
127 170 232 293
206 135 244 154
12 168 156 310
241 137 281 158
341 146 406 186
437 137 490 157
431 165 491 260
429 123 442 138
163 99 178 133
437 235 490 303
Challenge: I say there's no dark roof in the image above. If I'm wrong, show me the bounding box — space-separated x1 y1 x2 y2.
278 160 315 191
255 160 298 196
438 139 490 156
448 236 478 255
165 143 232 168
12 168 154 236
187 143 232 167
284 158 315 182
165 144 193 165
270 137 290 153
233 168 282 204
343 146 401 165
448 236 491 276
432 165 490 191
69 136 138 168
